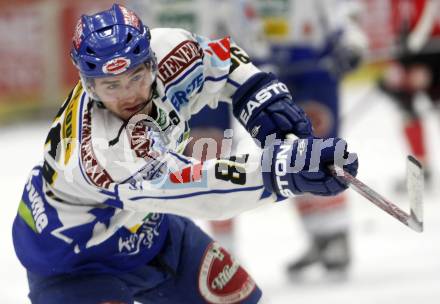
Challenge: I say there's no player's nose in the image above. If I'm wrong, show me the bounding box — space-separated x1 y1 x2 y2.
117 89 137 105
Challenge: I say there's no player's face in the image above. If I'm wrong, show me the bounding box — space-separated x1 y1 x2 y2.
92 64 154 120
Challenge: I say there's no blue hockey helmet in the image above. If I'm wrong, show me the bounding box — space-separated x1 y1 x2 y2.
70 4 156 79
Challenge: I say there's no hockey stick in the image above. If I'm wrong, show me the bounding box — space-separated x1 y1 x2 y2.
329 155 424 232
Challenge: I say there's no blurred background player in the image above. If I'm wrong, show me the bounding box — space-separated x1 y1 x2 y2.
253 0 368 277
377 0 440 191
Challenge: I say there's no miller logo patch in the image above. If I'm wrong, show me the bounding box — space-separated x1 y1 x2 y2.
102 57 131 75
198 242 256 303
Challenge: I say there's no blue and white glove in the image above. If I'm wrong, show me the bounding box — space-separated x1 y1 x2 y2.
232 72 313 147
261 137 358 199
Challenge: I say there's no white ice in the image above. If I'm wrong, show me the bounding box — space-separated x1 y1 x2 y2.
1 84 439 303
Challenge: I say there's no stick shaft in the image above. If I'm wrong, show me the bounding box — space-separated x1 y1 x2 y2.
329 165 420 231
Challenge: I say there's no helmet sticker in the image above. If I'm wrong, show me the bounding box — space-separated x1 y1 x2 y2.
102 57 131 75
119 5 140 29
71 4 152 78
73 19 83 50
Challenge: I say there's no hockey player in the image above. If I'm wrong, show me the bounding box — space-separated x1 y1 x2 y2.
12 4 358 303
256 0 368 276
378 0 440 191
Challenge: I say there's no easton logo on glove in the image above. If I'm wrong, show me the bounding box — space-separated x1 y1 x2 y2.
232 72 313 147
262 137 359 199
274 142 295 197
239 82 290 125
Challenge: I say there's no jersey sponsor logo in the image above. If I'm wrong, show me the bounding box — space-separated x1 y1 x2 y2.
23 169 49 233
239 82 289 125
158 40 203 85
118 213 165 255
199 242 256 303
62 83 82 164
80 105 114 188
43 83 83 185
207 37 231 61
119 5 140 29
102 57 131 75
170 73 204 111
169 163 203 183
72 19 83 50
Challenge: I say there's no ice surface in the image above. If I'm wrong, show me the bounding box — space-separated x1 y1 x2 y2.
1 85 439 303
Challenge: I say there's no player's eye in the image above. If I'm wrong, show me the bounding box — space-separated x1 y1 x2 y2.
131 73 143 82
106 83 120 90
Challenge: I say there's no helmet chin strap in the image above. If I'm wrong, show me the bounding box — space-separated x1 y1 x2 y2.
135 80 157 116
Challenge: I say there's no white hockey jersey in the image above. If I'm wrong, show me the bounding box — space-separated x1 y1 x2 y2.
12 28 275 275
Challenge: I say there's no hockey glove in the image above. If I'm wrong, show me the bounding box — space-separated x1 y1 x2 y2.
261 137 358 200
232 72 313 147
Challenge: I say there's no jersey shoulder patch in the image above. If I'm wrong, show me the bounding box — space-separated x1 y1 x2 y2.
151 28 204 86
